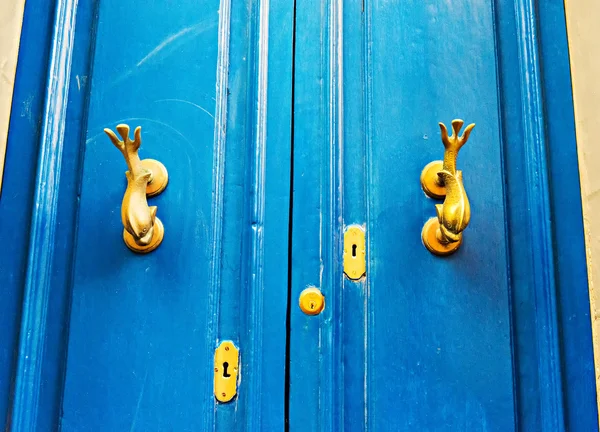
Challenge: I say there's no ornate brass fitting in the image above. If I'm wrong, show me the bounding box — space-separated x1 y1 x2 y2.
421 119 474 256
105 124 168 253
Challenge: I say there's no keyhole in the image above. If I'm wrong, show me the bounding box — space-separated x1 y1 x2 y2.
352 244 357 257
223 362 231 378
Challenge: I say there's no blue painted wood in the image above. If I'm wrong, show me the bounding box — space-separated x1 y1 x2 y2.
495 0 597 429
290 0 597 431
535 0 596 429
0 0 57 428
4 0 293 430
34 0 101 429
234 0 294 430
513 0 565 427
9 1 79 430
293 0 512 429
289 0 344 430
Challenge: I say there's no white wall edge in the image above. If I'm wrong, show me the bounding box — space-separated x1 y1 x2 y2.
0 0 27 194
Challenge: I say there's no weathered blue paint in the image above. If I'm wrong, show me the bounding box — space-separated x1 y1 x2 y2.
290 0 597 431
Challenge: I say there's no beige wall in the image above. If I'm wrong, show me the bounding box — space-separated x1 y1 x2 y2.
0 0 26 193
565 0 600 418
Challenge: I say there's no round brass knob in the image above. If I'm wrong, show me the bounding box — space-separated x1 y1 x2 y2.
299 287 325 315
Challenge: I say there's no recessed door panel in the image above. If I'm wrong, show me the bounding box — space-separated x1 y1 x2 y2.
366 2 512 429
60 4 221 429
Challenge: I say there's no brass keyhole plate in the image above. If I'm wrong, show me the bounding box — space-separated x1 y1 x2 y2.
214 341 239 403
343 225 366 280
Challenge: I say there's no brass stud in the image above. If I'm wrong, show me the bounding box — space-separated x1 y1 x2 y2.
299 287 325 315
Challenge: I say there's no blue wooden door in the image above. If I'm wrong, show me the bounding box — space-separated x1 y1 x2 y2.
288 0 598 431
1 0 597 431
1 0 293 430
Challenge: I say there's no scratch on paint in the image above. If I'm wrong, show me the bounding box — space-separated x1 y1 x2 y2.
137 26 195 67
75 75 87 91
86 117 193 147
154 99 215 120
107 20 217 89
129 369 149 432
20 95 33 123
136 20 216 67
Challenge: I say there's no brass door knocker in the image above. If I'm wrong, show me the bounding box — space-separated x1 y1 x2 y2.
105 124 168 253
421 119 474 256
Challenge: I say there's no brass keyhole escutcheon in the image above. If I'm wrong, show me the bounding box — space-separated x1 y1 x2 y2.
299 287 325 315
214 341 239 403
343 225 366 280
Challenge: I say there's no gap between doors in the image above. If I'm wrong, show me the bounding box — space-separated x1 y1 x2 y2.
284 0 298 429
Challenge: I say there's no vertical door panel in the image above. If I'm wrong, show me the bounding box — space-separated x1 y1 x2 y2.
292 2 512 430
290 0 595 431
6 0 293 430
366 2 512 429
60 4 221 429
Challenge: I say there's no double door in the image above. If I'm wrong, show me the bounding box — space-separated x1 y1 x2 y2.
0 0 596 431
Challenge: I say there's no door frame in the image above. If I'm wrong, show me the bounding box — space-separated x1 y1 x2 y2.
1 0 597 430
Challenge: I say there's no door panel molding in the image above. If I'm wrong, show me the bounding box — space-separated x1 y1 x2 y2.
536 0 596 427
498 0 597 428
10 1 79 430
512 0 564 428
205 0 230 426
0 0 57 427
